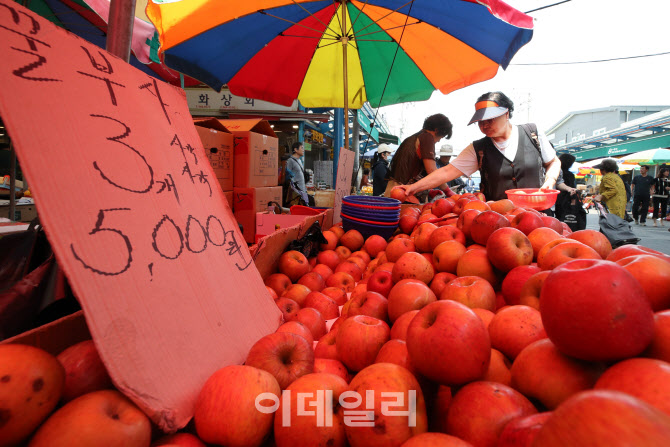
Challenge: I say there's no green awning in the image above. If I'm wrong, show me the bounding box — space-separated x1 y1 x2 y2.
379 132 400 145
573 130 670 161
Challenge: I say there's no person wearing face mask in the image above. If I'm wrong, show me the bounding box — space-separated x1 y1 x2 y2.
396 92 561 201
384 113 454 198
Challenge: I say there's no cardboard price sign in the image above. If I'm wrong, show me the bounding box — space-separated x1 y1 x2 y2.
333 148 355 224
0 1 281 431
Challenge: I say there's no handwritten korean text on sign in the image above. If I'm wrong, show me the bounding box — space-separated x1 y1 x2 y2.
0 1 280 431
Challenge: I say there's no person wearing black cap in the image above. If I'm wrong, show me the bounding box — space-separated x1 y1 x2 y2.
554 153 578 221
385 113 454 198
397 92 561 201
593 158 627 219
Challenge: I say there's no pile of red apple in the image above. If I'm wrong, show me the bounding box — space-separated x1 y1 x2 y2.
3 192 670 446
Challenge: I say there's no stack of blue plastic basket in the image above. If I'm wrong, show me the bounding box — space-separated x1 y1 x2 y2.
340 196 401 239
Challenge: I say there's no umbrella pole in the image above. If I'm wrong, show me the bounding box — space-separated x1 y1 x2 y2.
341 0 349 151
107 0 137 62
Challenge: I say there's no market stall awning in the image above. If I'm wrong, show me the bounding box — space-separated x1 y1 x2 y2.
379 132 400 145
572 130 670 161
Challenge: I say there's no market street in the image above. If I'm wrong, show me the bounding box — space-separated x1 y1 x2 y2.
584 212 670 255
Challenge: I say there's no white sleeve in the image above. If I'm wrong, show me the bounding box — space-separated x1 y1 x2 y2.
448 143 480 177
538 130 557 163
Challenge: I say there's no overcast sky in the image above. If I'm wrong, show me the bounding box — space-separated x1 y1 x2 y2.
379 0 670 153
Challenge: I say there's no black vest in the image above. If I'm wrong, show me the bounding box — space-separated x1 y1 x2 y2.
473 126 543 201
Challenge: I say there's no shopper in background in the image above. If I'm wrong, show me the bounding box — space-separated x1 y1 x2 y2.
652 167 670 226
554 153 578 221
385 113 453 197
360 168 371 189
631 165 655 225
436 144 465 192
398 91 561 201
285 142 309 205
371 144 392 196
593 159 627 219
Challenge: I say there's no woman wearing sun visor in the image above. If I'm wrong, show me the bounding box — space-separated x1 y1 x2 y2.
396 91 561 201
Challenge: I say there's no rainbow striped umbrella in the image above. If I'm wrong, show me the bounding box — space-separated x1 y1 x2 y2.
147 0 533 110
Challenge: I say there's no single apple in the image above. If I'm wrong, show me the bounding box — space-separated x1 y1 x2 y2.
28 390 151 447
194 365 279 447
57 340 113 403
245 332 314 389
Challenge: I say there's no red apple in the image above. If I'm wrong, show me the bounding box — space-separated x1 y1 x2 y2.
320 230 339 251
344 363 428 447
274 373 349 447
533 390 670 446
321 287 346 306
540 215 563 234
275 297 300 322
429 272 457 297
444 381 537 447
363 235 388 258
311 263 334 282
432 240 467 274
645 310 670 362
439 276 496 311
429 225 467 251
497 412 552 447
297 271 326 292
488 305 547 360
340 229 364 252
194 365 279 446
568 229 612 259
390 310 419 341
317 250 342 271
511 211 545 236
325 272 356 293
511 338 604 410
594 357 670 416
470 210 511 246
264 273 292 297
606 244 670 263
276 321 314 345
295 307 327 340
406 300 491 385
486 227 533 272
28 390 151 447
501 264 541 305
366 270 394 298
616 255 670 311
0 344 65 446
387 279 437 323
335 315 390 372
278 250 311 282
57 340 113 403
314 330 339 360
313 358 351 383
281 283 311 307
540 259 654 361
303 291 340 320
537 240 601 270
392 251 434 284
385 238 416 262
245 332 314 389
152 433 206 447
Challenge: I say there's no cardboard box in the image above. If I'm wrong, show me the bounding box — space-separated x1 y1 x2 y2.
220 119 278 188
0 203 38 222
232 186 283 243
255 212 314 243
194 119 234 192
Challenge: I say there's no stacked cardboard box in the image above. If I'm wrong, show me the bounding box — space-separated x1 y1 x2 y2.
194 119 234 196
219 119 280 244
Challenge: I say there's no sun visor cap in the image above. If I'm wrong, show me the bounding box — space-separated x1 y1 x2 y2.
468 100 509 125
